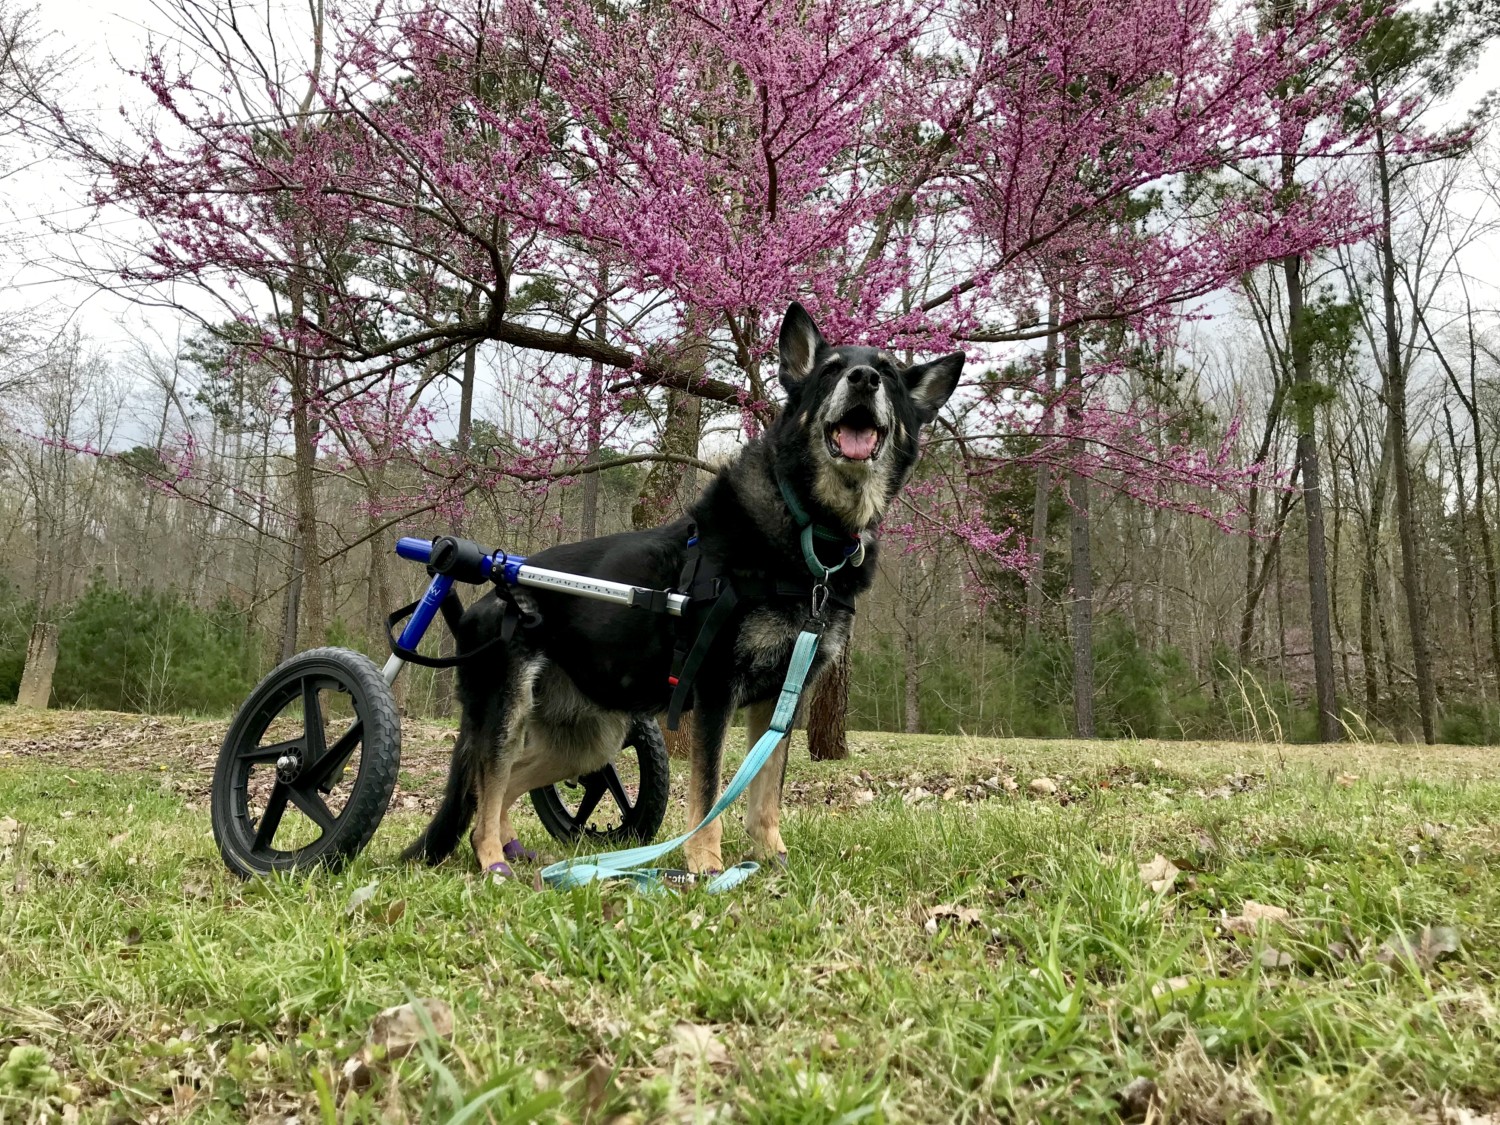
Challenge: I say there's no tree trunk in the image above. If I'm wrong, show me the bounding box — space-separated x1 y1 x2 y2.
16 622 59 709
581 268 608 540
288 265 325 649
1376 124 1437 743
1283 248 1341 741
902 551 923 733
1025 463 1051 643
281 542 303 663
1025 297 1059 643
1361 433 1392 716
808 641 851 760
1442 404 1482 687
1064 318 1095 738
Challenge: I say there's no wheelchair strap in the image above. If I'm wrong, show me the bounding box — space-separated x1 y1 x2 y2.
384 584 539 668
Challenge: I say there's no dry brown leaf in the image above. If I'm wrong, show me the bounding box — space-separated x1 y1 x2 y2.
570 1052 615 1117
1151 975 1194 998
655 1022 730 1069
1222 900 1292 936
368 998 454 1059
380 899 407 925
924 903 983 934
1259 947 1294 969
1029 777 1058 795
1117 1076 1160 1121
1137 854 1179 894
340 1055 371 1092
1376 925 1460 968
851 788 876 806
1336 772 1359 787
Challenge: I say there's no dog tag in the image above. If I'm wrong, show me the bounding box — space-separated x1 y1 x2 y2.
850 538 866 567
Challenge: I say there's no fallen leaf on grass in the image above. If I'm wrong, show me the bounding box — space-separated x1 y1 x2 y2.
346 880 380 915
1117 1076 1160 1121
0 817 18 847
570 1052 615 1117
1377 925 1460 969
1259 947 1295 969
851 788 875 806
1221 900 1291 936
1029 777 1058 795
1137 854 1179 894
368 998 454 1059
1336 772 1359 787
107 830 129 847
924 904 983 934
903 786 934 805
340 1055 371 1092
655 1022 730 1069
380 899 407 925
1151 975 1195 999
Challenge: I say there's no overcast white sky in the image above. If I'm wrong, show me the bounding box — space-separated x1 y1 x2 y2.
4 0 1498 380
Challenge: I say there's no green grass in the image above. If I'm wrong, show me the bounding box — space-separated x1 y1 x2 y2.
3 714 1500 1123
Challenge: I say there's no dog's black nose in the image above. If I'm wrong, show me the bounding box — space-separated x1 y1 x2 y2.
846 366 878 391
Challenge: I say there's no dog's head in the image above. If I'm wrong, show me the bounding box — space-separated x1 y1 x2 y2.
769 302 962 530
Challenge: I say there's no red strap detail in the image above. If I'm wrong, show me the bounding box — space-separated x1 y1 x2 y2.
667 675 679 686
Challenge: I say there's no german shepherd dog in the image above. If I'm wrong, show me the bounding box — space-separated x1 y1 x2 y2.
404 303 962 875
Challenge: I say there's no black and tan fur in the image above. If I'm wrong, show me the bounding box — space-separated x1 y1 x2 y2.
404 303 962 873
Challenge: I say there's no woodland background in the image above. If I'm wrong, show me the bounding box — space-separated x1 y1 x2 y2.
1 0 1499 751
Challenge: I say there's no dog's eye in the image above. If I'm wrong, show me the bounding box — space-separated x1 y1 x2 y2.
821 360 844 377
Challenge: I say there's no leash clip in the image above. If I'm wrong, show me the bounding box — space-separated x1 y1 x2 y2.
810 582 830 621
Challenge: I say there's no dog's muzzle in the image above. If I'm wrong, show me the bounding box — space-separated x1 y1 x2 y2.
823 369 889 462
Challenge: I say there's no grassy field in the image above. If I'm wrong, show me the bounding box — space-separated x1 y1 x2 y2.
1 707 1499 1124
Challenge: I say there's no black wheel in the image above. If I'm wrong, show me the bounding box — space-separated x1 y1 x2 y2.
530 715 670 846
212 647 401 878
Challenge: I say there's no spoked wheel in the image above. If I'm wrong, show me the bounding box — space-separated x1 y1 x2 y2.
212 647 401 878
530 715 670 846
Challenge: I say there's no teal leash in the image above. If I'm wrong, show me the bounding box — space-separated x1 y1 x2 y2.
541 473 858 895
540 626 823 895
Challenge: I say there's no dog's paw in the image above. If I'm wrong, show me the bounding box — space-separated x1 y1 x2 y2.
771 851 789 870
502 838 540 864
684 851 724 876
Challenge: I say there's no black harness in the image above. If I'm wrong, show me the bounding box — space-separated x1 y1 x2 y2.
661 532 857 730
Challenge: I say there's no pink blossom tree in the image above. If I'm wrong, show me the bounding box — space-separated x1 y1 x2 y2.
34 0 1405 736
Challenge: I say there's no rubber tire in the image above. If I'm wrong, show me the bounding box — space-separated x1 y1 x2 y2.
212 647 401 878
530 714 671 846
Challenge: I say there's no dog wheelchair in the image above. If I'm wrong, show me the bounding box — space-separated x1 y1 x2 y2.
209 535 678 878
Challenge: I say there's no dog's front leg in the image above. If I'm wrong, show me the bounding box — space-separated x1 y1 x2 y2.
472 713 528 875
472 753 518 873
684 703 729 874
742 699 788 863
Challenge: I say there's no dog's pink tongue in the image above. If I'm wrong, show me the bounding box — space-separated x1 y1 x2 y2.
835 425 879 461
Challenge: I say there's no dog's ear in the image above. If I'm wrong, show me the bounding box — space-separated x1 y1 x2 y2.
778 302 827 392
903 352 963 424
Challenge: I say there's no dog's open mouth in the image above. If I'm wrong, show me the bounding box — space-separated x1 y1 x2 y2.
826 405 887 462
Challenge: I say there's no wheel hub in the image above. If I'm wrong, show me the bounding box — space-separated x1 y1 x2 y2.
275 750 303 783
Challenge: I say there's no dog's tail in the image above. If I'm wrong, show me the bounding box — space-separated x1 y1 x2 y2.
401 722 479 865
